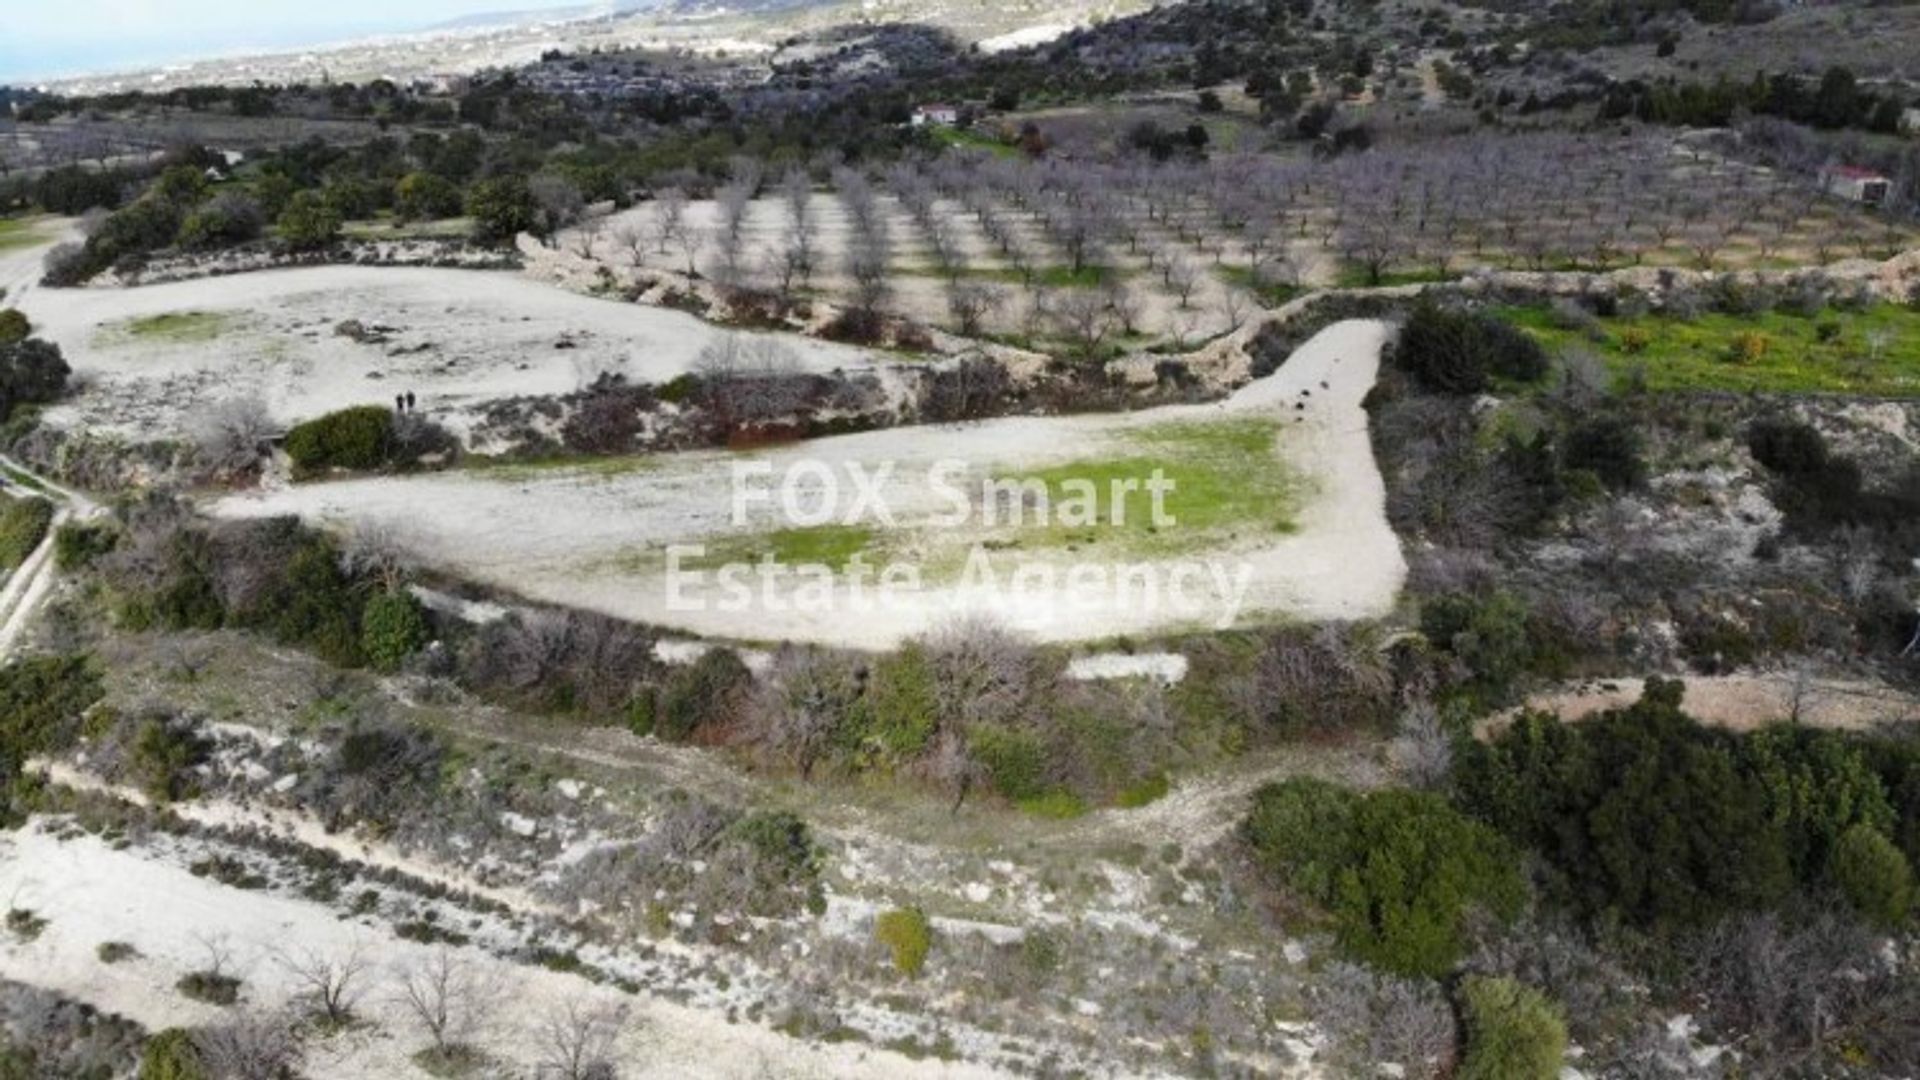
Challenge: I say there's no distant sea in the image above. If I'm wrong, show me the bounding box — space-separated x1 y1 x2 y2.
0 21 434 85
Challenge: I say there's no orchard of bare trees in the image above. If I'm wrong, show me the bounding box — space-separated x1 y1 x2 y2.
580 130 1912 358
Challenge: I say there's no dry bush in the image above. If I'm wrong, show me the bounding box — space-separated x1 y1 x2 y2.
751 645 865 779
561 380 653 456
921 616 1051 731
1227 624 1395 738
194 1009 302 1080
193 396 276 479
1387 700 1453 788
460 609 656 716
1313 962 1456 1080
921 355 1011 424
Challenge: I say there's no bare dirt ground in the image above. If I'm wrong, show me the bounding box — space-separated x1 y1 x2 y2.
0 822 1007 1080
210 320 1406 648
14 264 887 445
0 626 1371 1078
1500 672 1920 734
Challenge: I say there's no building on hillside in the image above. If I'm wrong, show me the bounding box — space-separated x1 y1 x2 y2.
911 103 961 127
1819 164 1892 205
420 73 472 97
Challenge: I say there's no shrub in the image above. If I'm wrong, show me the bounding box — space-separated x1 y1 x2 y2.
1243 780 1525 977
969 724 1050 802
0 338 71 419
1833 823 1913 927
139 1030 208 1080
0 309 28 344
1455 976 1567 1080
53 521 117 570
130 717 212 803
876 907 933 977
0 495 53 567
857 644 938 762
176 970 241 1005
656 648 752 742
1726 331 1771 365
5 907 47 940
361 589 429 673
1242 777 1360 899
467 177 537 244
1560 415 1646 492
1455 684 1804 929
283 406 393 472
1419 591 1538 702
97 941 140 963
1617 326 1652 353
276 190 342 251
394 172 463 221
0 655 102 773
1396 303 1548 394
213 521 365 666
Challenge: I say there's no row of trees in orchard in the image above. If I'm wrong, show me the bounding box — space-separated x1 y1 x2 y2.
894 132 1896 343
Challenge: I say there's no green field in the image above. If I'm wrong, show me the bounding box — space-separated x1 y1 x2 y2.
0 216 47 253
687 524 879 573
926 125 1020 159
993 419 1300 556
908 264 1120 289
112 311 236 344
1501 303 1920 396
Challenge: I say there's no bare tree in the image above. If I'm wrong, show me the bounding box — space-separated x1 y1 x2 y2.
275 941 370 1028
529 174 586 246
1221 286 1251 333
535 997 632 1080
714 179 756 288
569 214 606 260
651 187 689 256
1102 279 1144 337
779 167 818 288
1165 255 1202 309
397 949 500 1063
947 280 996 338
1052 287 1113 358
675 226 709 279
612 223 649 267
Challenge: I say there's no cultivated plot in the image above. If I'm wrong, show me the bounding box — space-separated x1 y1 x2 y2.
213 320 1404 648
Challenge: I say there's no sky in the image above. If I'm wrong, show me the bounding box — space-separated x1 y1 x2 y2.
0 0 589 83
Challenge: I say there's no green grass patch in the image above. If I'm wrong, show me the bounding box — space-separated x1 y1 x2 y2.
0 216 47 252
0 465 46 494
1115 773 1172 808
689 524 879 573
342 215 475 241
461 453 658 483
1333 263 1460 289
920 264 1118 289
1017 791 1091 819
991 419 1300 556
1499 303 1920 396
1217 265 1304 307
115 310 234 344
927 125 1020 159
0 493 54 570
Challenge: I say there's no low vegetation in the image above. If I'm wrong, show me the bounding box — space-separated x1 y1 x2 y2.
1504 301 1920 395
